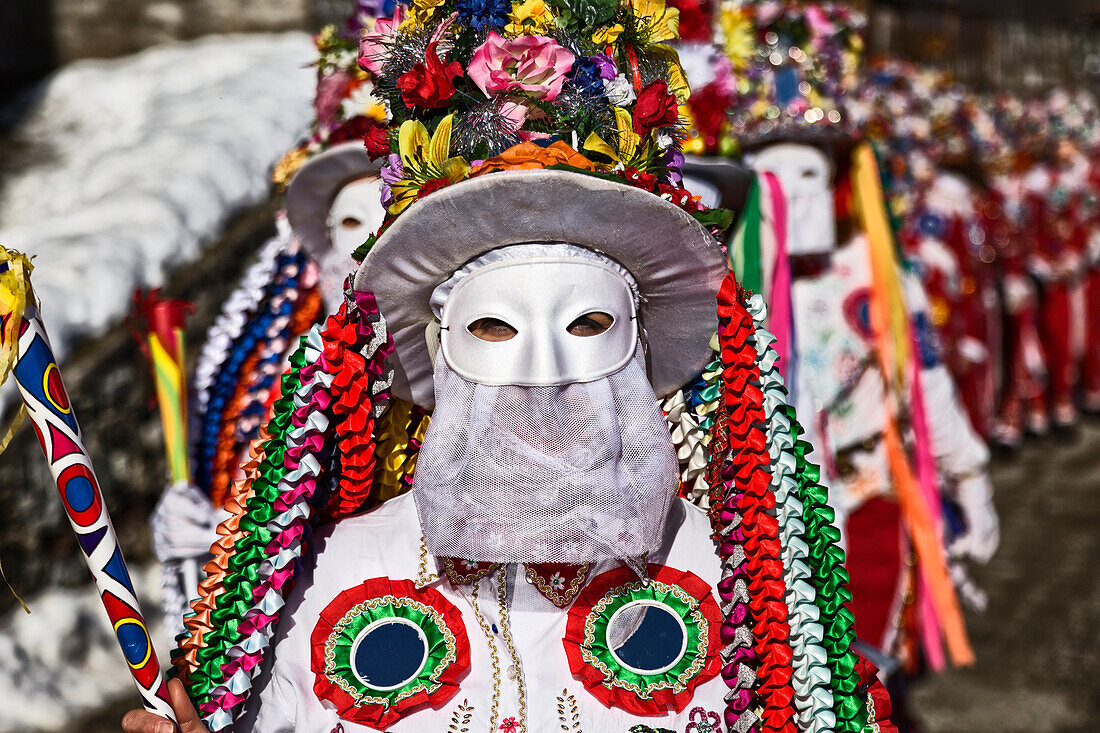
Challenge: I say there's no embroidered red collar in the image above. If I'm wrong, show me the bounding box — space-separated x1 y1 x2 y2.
441 559 592 608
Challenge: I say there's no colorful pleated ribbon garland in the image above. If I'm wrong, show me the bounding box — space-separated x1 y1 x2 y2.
745 293 835 733
708 276 872 733
177 290 394 730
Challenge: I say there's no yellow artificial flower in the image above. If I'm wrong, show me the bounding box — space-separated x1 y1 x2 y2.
648 44 690 103
583 107 643 166
390 115 471 214
592 23 624 45
505 0 556 36
272 146 309 191
632 0 680 44
613 107 641 161
717 4 754 69
402 0 448 30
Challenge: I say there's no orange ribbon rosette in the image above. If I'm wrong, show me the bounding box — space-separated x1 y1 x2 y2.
470 140 597 177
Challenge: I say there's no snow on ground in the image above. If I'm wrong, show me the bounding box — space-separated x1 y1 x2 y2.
0 32 315 414
0 564 169 732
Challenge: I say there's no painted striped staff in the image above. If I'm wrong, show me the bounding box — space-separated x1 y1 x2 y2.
0 247 178 726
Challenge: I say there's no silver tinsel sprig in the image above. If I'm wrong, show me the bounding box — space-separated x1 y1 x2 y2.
451 95 523 158
373 26 436 103
553 86 616 147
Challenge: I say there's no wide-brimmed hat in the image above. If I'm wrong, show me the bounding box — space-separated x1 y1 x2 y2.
345 0 735 408
285 142 382 261
355 167 727 409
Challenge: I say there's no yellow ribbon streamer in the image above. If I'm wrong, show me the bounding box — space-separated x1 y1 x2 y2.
852 143 910 389
850 145 973 666
148 329 190 484
0 246 34 613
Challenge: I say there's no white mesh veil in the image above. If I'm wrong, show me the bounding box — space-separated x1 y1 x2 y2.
412 244 680 563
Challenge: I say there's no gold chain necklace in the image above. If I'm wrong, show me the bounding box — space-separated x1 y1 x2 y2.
495 566 527 732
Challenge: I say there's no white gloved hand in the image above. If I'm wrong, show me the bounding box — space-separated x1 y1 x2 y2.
151 481 223 563
949 472 1000 564
152 482 224 635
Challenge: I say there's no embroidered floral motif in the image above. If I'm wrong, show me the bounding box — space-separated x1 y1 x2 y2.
447 699 474 732
556 689 583 732
524 562 591 607
499 717 520 732
311 578 470 729
685 706 722 733
444 557 501 585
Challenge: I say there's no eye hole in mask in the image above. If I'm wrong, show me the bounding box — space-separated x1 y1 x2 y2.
341 216 363 229
467 317 519 342
567 311 614 337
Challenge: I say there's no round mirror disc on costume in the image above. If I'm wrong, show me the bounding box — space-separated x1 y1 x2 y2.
351 618 429 690
607 601 688 675
311 578 470 729
563 564 723 715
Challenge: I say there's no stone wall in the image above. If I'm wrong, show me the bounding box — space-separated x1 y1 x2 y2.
0 0 347 72
0 197 281 616
51 0 331 62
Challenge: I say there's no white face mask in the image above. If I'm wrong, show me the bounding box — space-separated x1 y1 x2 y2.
327 176 387 255
749 142 837 255
321 176 386 311
415 245 679 563
439 257 638 387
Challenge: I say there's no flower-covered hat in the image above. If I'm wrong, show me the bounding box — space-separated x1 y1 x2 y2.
274 16 392 190
349 0 734 407
279 10 394 261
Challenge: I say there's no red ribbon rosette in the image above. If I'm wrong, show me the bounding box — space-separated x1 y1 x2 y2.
310 577 470 729
563 564 722 716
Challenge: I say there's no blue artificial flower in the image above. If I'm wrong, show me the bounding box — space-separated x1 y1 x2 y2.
568 58 605 97
455 0 511 31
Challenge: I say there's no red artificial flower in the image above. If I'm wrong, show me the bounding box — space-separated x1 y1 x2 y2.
396 41 463 110
363 124 392 159
499 718 519 732
657 182 702 213
418 177 452 199
632 80 679 135
621 166 658 191
667 0 714 42
690 83 733 151
329 116 375 145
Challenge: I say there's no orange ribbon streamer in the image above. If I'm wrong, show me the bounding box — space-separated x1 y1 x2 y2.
851 143 974 667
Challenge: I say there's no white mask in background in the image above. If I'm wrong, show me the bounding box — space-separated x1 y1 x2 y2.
414 243 680 564
749 142 837 255
319 176 387 312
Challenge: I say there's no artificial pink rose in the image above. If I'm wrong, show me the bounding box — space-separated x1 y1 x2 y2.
314 69 353 127
498 99 530 131
358 7 405 76
805 6 835 38
468 32 575 101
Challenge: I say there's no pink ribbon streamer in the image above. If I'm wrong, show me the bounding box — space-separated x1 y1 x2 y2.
762 171 794 381
907 327 947 671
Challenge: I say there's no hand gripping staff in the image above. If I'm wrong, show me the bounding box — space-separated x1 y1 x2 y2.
0 247 178 727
